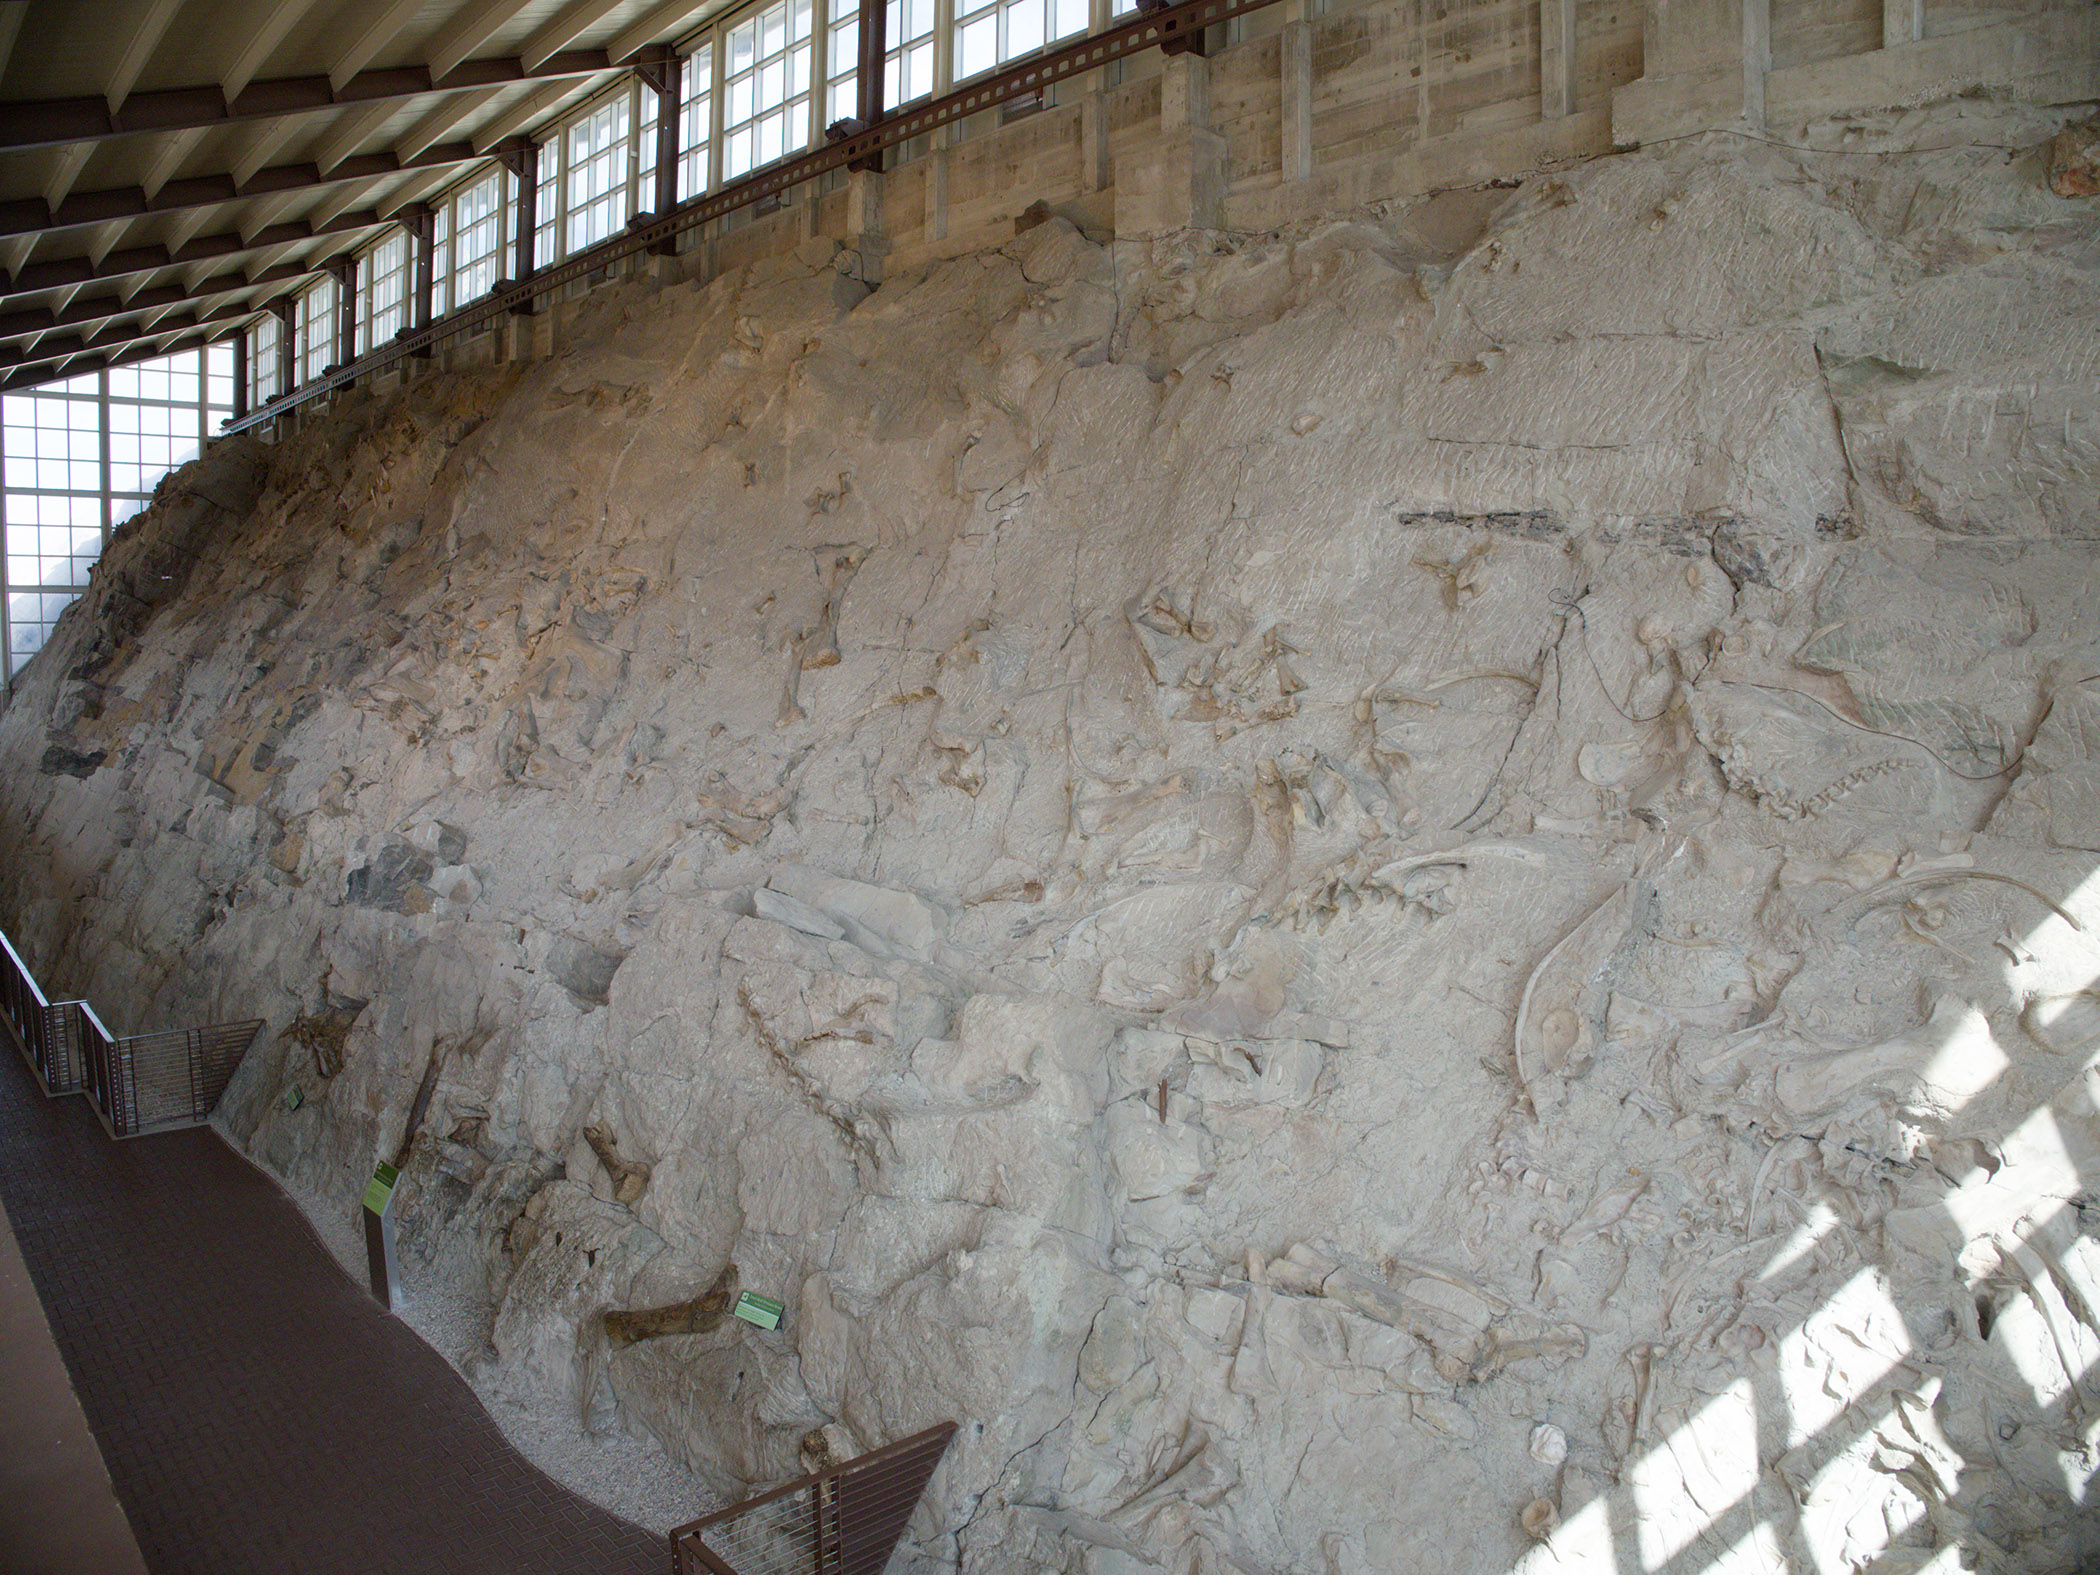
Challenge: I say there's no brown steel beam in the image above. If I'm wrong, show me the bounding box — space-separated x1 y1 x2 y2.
217 0 1268 427
0 296 263 373
273 297 296 399
497 138 538 314
0 48 656 153
0 260 315 344
0 140 483 241
5 206 394 298
232 324 249 420
0 323 224 394
849 0 887 172
328 253 357 370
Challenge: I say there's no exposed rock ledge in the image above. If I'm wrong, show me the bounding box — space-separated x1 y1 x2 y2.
4 99 2099 1573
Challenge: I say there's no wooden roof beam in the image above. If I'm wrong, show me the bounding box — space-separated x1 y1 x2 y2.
0 139 482 240
5 206 389 296
0 323 225 394
0 295 262 375
0 260 313 343
0 46 643 152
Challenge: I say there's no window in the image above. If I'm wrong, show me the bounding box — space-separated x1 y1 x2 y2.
447 171 505 308
299 276 337 383
827 0 936 129
638 71 661 213
565 92 637 254
359 232 408 353
721 0 813 182
677 43 714 199
535 143 558 265
248 311 279 407
954 0 1088 79
432 204 452 313
3 346 232 680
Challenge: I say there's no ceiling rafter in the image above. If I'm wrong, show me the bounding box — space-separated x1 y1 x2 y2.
0 5 26 84
0 294 263 375
141 127 206 200
427 0 544 82
331 0 429 93
107 0 187 113
5 206 391 298
396 85 505 159
311 100 408 176
472 76 603 155
524 0 629 71
224 0 333 101
608 0 716 64
0 262 312 344
0 322 226 395
0 140 484 241
0 47 632 153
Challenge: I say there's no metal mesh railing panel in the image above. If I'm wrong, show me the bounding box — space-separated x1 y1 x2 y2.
40 997 85 1094
72 1000 129 1137
671 1423 956 1575
82 1019 264 1137
0 929 59 1092
2 928 264 1138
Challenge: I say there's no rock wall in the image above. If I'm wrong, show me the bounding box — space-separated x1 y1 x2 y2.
4 101 2100 1573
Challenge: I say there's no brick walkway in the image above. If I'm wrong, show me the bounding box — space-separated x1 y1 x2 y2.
0 1056 665 1575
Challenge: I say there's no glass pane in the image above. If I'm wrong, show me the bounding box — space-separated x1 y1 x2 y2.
1008 0 1043 56
960 14 995 76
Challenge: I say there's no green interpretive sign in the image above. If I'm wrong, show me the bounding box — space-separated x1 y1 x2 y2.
362 1160 400 1215
732 1291 785 1331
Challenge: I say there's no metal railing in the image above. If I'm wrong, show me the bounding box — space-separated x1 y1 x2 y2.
1 927 84 1096
669 1422 957 1575
222 0 1281 437
0 925 262 1137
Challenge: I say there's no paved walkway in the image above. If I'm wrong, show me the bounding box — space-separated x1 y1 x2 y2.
0 1053 665 1575
0 1189 147 1575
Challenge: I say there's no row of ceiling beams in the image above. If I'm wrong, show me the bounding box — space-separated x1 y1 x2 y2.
0 0 717 387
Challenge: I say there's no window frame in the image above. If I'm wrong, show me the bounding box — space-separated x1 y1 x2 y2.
3 346 232 684
358 231 410 355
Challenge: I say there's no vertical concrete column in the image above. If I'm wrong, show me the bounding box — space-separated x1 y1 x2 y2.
927 142 950 242
1161 50 1208 132
1281 7 1314 181
1540 0 1576 119
1117 52 1225 235
1615 0 1772 143
1079 89 1112 193
1742 0 1769 131
1882 0 1924 48
846 166 889 282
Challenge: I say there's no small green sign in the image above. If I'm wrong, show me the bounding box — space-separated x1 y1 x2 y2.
362 1160 400 1215
733 1291 785 1331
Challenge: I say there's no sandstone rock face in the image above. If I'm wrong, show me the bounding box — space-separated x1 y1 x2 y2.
3 105 2099 1573
2049 117 2100 198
